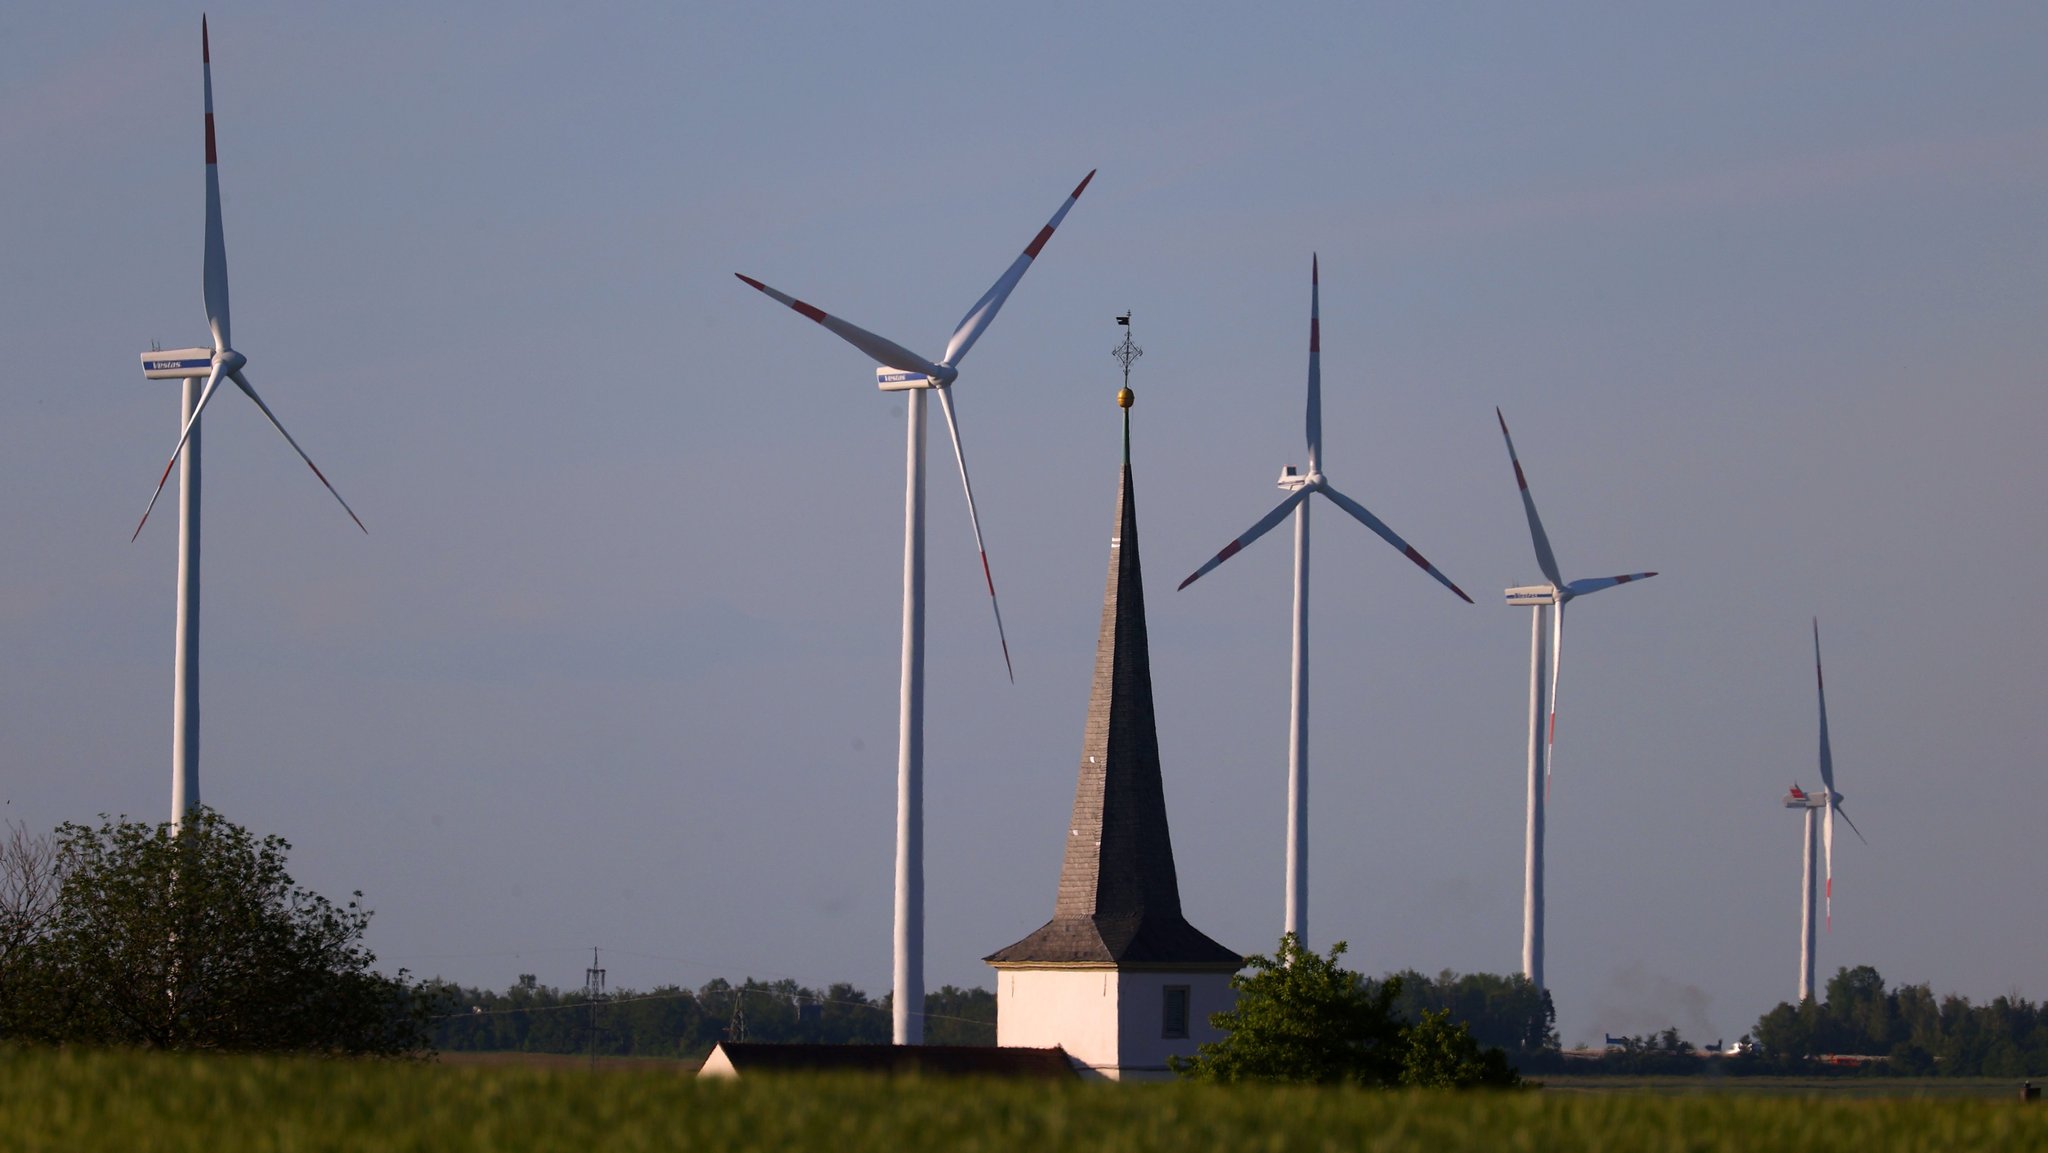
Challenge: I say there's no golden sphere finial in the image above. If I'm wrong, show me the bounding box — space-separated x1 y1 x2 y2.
1117 386 1134 409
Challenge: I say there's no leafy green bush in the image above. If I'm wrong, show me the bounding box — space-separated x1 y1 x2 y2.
1172 935 1521 1088
0 810 430 1055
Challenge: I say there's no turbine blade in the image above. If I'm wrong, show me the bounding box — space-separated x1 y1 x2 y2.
1563 572 1658 598
1317 483 1474 603
941 169 1095 368
1547 598 1564 789
134 363 228 541
932 388 1012 682
1305 254 1321 473
1177 490 1307 591
1495 409 1563 589
1835 799 1867 844
733 274 949 381
1823 797 1835 930
1814 617 1835 795
229 370 366 533
202 16 230 351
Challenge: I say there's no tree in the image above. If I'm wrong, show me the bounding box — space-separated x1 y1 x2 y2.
1750 965 2048 1076
1823 964 1895 1053
1171 935 1408 1085
1754 998 1821 1060
4 809 431 1055
0 822 64 1036
1172 937 1527 1087
923 984 996 1046
1390 969 1557 1053
1400 1009 1523 1088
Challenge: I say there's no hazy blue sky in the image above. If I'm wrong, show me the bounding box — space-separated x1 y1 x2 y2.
4 2 2044 1046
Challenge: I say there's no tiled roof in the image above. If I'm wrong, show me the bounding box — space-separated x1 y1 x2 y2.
988 454 1238 970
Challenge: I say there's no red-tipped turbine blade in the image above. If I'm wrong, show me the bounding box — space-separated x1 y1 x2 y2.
229 370 365 532
201 16 230 351
1495 409 1563 589
1814 617 1837 796
1305 254 1321 474
932 388 1012 682
1177 490 1308 591
941 170 1095 369
134 362 228 541
1563 572 1658 598
1317 483 1473 603
734 274 948 381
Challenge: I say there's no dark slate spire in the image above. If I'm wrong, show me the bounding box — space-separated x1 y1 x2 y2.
989 400 1238 968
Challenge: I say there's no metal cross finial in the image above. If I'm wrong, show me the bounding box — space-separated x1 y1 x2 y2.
1112 312 1142 389
1113 314 1141 458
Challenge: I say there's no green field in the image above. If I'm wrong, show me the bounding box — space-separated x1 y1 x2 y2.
1537 1074 2029 1099
3 1047 2044 1152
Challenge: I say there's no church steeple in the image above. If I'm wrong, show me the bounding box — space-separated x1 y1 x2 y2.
987 385 1238 968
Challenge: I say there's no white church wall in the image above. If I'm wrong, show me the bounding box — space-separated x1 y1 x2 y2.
995 966 1237 1080
1112 969 1235 1080
996 968 1119 1074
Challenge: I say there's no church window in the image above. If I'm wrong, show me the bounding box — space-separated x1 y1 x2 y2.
1162 985 1191 1039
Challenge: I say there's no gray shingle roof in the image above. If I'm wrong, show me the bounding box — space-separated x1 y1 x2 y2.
987 452 1239 970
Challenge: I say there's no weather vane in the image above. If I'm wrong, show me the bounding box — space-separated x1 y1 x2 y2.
1112 312 1141 408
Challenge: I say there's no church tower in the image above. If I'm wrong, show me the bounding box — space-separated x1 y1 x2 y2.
986 377 1240 1080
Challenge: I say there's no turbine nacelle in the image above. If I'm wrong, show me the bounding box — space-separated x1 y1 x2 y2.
1276 464 1316 492
141 348 216 380
1784 786 1824 809
1505 583 1560 607
876 366 959 391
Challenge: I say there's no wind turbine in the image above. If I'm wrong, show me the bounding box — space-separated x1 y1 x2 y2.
1178 256 1471 950
132 17 365 833
1495 410 1654 992
1784 618 1864 1002
735 170 1093 1044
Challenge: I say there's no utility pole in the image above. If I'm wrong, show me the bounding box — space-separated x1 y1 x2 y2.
727 988 748 1043
584 947 605 1071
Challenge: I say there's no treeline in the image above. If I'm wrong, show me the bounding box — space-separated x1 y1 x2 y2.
428 968 1557 1063
1751 965 2048 1076
1387 969 1558 1056
427 976 994 1057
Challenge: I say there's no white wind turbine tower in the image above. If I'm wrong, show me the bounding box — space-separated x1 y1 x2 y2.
1178 256 1472 949
132 17 365 834
1784 618 1864 1003
1494 409 1654 993
736 170 1093 1044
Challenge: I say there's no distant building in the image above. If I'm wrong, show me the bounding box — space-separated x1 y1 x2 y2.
986 406 1241 1080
